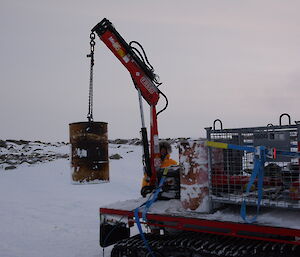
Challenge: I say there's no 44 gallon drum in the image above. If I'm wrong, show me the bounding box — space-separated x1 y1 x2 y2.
69 121 109 184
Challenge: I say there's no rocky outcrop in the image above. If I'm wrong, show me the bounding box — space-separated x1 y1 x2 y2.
109 153 123 160
0 138 183 169
109 138 142 145
0 140 69 170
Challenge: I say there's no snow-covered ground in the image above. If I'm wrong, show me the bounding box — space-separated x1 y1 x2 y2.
0 143 147 257
1 142 299 257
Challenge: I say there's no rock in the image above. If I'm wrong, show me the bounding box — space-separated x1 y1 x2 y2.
109 154 123 160
5 165 17 170
6 139 30 145
33 148 43 152
0 139 72 169
5 160 17 165
129 138 141 145
0 140 7 148
114 139 129 144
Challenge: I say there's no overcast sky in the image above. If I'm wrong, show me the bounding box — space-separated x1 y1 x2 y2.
1 0 300 142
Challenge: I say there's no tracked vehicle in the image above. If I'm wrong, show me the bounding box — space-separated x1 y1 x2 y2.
87 18 300 257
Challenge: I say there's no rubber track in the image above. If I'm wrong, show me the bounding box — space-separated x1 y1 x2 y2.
110 232 300 257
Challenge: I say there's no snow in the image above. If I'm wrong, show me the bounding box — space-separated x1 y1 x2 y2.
0 143 145 257
76 148 87 158
1 142 299 257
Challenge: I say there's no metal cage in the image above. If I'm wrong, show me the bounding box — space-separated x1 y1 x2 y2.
206 118 300 210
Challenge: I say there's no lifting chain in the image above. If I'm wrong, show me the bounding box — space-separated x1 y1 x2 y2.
87 32 96 122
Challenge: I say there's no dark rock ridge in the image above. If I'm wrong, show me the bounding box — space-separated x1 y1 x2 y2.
108 138 187 145
0 140 69 170
109 138 142 145
0 138 184 169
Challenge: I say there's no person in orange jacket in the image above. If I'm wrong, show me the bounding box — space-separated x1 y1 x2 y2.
141 141 177 196
159 141 177 168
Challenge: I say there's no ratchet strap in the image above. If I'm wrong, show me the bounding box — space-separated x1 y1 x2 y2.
142 167 169 221
134 167 169 257
134 208 155 257
240 146 266 223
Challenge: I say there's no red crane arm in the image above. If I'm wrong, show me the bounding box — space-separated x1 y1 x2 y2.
92 18 160 106
92 18 162 187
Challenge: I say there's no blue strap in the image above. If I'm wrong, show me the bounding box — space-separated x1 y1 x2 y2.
240 146 265 223
133 168 169 257
134 208 155 257
227 144 256 153
142 176 166 222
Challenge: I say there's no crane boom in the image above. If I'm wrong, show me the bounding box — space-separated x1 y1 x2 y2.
92 18 160 106
92 18 162 188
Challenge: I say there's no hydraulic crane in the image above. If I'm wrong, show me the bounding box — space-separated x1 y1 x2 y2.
91 18 168 191
89 18 300 257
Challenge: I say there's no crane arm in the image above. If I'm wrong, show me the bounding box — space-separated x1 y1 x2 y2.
92 18 162 188
92 18 160 106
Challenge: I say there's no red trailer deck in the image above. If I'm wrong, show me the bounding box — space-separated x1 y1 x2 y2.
100 198 300 246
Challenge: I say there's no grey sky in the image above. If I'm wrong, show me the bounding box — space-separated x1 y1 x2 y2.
1 0 300 142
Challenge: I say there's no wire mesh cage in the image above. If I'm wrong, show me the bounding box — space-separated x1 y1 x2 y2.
206 119 300 210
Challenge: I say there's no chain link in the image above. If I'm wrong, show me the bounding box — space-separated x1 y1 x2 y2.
90 32 95 52
87 32 96 122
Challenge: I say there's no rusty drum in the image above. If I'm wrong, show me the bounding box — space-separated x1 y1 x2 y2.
179 139 223 213
69 122 109 183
